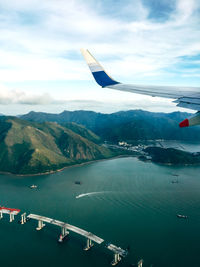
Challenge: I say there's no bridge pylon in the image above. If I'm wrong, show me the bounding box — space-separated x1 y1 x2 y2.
58 227 69 242
111 253 121 266
21 213 27 224
84 238 94 251
36 220 46 230
138 259 144 267
10 213 15 222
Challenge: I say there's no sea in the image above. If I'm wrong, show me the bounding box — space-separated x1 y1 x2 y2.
1 156 200 267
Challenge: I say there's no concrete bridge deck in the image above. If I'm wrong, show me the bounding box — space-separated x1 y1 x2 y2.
27 214 104 244
1 209 130 265
107 243 128 257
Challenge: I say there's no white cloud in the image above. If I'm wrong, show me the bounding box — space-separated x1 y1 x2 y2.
0 85 192 116
0 0 199 80
0 88 55 105
0 0 200 114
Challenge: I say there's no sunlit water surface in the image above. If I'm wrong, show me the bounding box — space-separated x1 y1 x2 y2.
1 157 200 267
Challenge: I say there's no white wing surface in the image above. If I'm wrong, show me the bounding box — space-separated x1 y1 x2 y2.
81 49 200 127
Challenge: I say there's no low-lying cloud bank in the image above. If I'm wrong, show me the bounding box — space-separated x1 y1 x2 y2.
0 90 55 105
0 89 191 115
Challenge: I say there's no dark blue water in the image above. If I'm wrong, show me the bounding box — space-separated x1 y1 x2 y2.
0 157 200 267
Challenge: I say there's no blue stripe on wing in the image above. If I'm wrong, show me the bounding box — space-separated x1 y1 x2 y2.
92 71 119 87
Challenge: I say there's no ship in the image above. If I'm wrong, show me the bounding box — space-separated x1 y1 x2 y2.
30 185 38 189
177 214 188 219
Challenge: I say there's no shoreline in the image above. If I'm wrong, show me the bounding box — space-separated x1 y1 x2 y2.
0 155 133 177
1 145 199 177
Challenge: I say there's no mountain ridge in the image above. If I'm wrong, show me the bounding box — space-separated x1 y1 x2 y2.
0 116 114 175
20 110 200 142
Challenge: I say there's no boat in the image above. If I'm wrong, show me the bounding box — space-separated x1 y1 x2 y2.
177 214 188 219
75 181 82 185
171 180 179 184
30 185 38 189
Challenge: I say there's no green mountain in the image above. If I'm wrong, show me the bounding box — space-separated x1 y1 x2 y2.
63 122 101 144
20 110 200 142
144 147 200 165
0 117 114 175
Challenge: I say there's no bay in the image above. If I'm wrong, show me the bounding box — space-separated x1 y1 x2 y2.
0 157 200 267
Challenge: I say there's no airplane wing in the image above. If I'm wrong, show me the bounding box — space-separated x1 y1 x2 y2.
81 49 200 127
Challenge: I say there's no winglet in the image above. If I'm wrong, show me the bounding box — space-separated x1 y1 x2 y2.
179 119 189 127
81 49 119 87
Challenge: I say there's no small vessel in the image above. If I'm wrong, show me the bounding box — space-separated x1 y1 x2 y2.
177 214 188 219
30 184 38 189
172 173 179 177
75 181 82 185
171 180 179 184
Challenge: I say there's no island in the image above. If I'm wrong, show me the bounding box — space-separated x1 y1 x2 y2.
143 146 200 165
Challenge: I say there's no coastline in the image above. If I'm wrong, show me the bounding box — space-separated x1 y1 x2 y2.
0 154 133 177
1 146 199 177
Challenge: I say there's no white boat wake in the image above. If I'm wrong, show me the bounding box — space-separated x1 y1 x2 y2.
76 191 108 199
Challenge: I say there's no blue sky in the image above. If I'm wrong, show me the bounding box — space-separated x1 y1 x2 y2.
0 0 200 115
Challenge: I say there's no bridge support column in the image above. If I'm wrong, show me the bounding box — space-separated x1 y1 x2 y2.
58 227 69 242
21 213 27 224
9 213 15 223
138 259 144 267
0 210 3 219
111 253 121 266
36 220 45 230
84 238 94 251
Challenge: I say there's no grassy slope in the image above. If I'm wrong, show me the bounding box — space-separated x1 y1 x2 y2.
0 117 113 175
63 122 101 144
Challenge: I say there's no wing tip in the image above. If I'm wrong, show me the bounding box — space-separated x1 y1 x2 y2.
179 119 189 127
80 48 87 55
80 48 119 87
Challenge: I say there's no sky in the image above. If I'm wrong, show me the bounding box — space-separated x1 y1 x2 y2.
0 0 200 115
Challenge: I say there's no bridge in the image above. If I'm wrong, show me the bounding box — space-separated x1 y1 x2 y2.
0 207 144 266
0 206 20 222
106 243 128 266
27 214 104 248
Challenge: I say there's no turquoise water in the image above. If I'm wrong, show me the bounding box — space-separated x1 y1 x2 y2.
0 157 200 267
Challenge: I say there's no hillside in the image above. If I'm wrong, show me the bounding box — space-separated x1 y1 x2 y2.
0 117 114 175
20 110 200 142
144 147 200 165
63 122 101 144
